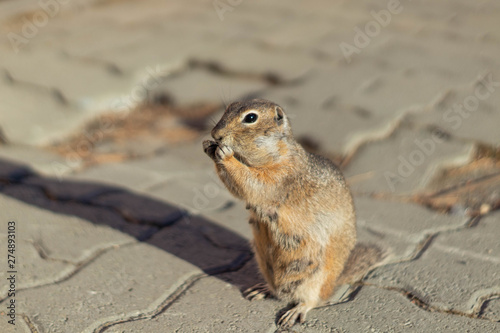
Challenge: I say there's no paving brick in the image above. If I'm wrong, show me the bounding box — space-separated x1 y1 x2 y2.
365 213 500 314
344 123 475 195
483 298 500 321
73 162 168 191
104 260 280 333
0 315 31 333
15 243 202 333
3 47 130 105
197 39 313 82
0 80 83 145
354 196 468 260
293 286 500 332
89 191 184 227
22 176 121 202
73 146 211 191
150 68 268 106
0 193 134 264
407 75 500 147
147 215 250 271
1 185 155 241
200 200 253 241
147 170 235 214
0 239 70 298
0 145 70 177
0 157 33 183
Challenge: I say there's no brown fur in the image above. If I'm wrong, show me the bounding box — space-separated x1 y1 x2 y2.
202 99 379 328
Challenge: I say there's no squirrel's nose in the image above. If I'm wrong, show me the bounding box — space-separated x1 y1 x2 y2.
211 129 223 141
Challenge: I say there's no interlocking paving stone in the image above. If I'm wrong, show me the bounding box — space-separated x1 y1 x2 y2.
0 315 31 333
150 68 268 106
0 77 83 146
104 260 279 333
15 243 202 333
200 200 253 241
73 162 169 191
1 184 155 241
73 145 211 191
147 170 235 214
0 145 69 177
89 191 184 227
0 158 33 183
22 176 121 202
0 239 70 298
406 76 500 147
344 123 475 195
292 286 500 333
3 48 129 104
483 298 500 321
0 192 134 265
196 39 313 82
147 215 250 270
354 196 469 260
365 212 500 314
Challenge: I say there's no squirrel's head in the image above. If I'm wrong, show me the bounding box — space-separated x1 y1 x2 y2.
211 99 293 166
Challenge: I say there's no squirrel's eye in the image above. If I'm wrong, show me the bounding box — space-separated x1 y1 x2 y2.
243 113 258 124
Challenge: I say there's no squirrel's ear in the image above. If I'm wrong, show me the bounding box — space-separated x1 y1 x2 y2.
274 106 284 125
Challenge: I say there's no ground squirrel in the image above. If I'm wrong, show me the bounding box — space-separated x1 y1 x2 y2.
203 99 373 327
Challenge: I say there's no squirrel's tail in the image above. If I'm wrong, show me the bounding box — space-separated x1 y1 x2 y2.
337 243 388 285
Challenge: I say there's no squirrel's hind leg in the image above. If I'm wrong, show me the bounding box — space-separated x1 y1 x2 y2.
278 301 316 328
244 282 273 301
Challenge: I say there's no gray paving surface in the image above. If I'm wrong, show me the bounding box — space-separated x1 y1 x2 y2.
0 0 500 332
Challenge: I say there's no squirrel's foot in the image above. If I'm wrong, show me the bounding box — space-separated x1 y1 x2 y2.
278 302 312 328
216 144 234 161
244 283 272 301
203 140 218 160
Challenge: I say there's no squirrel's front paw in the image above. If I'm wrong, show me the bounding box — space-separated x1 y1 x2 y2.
216 144 234 161
203 140 218 160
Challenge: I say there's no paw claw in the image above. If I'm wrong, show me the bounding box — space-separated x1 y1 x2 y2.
244 283 272 301
278 303 310 328
216 144 234 161
203 140 218 159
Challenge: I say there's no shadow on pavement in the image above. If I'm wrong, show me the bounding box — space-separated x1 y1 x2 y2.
0 157 262 292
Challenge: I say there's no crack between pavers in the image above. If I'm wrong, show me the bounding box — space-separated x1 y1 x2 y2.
355 216 500 323
21 313 40 333
201 231 250 252
7 179 186 230
85 272 206 333
3 69 69 106
28 238 74 265
316 229 453 305
339 74 492 169
470 289 500 320
86 252 253 333
361 282 500 323
340 110 411 168
3 178 252 279
361 216 475 279
187 58 307 86
358 211 475 268
8 175 247 247
0 241 137 304
477 294 500 321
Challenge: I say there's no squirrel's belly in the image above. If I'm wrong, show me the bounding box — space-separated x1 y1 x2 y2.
251 221 322 298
